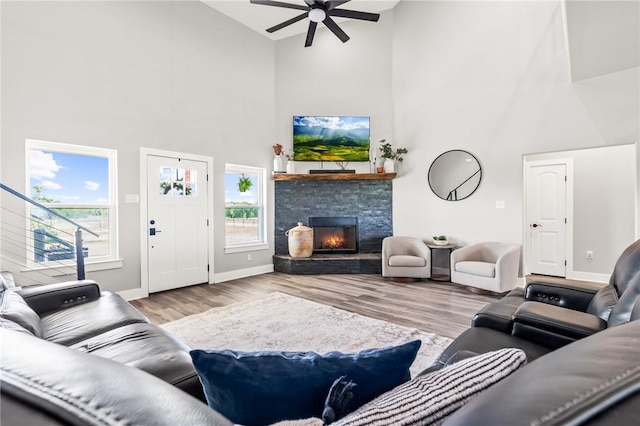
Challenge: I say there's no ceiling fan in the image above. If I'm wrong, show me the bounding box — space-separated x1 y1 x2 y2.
250 0 380 47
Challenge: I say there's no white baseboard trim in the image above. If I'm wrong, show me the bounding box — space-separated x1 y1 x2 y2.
567 271 610 283
213 264 274 284
117 265 274 301
117 287 148 301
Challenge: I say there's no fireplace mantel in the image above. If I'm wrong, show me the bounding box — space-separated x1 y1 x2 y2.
273 173 396 181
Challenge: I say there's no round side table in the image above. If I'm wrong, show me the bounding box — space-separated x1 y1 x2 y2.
426 244 457 282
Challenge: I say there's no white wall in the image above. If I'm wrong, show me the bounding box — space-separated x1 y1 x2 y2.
566 0 639 82
274 11 395 174
1 1 275 292
390 1 639 276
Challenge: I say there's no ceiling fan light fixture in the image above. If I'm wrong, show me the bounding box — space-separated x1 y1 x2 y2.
308 8 326 23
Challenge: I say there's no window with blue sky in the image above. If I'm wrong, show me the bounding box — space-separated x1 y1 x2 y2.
26 140 117 265
225 164 266 249
29 150 110 204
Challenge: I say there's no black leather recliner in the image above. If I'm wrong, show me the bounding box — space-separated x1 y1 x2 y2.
3 308 640 425
0 271 205 401
472 238 640 349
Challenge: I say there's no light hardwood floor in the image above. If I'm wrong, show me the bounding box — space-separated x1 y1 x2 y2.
131 273 603 340
132 273 503 339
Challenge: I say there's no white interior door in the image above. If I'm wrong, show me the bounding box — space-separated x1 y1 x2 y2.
147 155 209 293
525 162 567 277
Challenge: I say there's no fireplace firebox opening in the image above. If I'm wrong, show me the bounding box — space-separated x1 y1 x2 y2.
308 216 358 254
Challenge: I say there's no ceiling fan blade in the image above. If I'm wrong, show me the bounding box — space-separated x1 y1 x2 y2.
326 0 350 10
329 9 380 22
305 21 318 47
249 0 309 12
267 12 309 33
323 16 350 43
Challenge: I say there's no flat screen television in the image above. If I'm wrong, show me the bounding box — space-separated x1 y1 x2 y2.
293 116 370 162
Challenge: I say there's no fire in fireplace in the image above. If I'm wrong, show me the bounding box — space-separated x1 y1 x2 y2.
308 216 358 254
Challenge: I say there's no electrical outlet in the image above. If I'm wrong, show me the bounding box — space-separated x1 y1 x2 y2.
586 250 594 259
247 253 252 262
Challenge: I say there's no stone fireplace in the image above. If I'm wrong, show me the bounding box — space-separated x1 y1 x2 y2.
273 174 394 274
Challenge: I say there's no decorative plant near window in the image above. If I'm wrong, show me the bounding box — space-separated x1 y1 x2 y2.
238 174 252 193
379 139 408 162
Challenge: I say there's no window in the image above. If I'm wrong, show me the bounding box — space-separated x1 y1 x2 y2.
159 167 198 196
224 164 267 252
26 139 118 267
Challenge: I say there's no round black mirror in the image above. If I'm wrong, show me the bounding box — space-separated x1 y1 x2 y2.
428 150 482 201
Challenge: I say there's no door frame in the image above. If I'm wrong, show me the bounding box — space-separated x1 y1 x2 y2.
139 148 214 298
522 157 574 279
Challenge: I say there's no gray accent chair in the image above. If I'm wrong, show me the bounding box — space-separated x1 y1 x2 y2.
382 236 431 281
451 242 521 293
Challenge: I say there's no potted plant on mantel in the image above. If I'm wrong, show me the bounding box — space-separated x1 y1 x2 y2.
284 150 295 174
379 139 408 173
272 143 285 173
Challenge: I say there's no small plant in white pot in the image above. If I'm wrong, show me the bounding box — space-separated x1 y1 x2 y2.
378 139 408 173
433 235 448 246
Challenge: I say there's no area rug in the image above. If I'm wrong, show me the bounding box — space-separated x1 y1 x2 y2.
161 292 452 376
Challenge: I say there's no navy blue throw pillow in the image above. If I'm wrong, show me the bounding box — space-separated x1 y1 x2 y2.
190 340 421 426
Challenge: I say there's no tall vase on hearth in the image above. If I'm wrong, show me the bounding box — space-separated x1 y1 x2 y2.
273 155 285 173
285 222 313 258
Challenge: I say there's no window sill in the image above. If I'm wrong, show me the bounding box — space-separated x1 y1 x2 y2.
22 259 124 276
224 243 269 254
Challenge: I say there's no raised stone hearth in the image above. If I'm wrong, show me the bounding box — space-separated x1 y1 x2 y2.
273 253 382 275
274 173 393 274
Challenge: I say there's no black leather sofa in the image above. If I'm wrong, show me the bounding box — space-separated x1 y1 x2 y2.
0 271 205 401
470 238 640 350
2 239 640 425
430 238 640 368
2 304 639 425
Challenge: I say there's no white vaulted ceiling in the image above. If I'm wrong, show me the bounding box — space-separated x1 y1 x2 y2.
202 0 401 41
564 0 639 81
202 0 639 82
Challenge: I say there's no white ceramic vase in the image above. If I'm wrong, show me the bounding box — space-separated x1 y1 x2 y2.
383 158 395 173
273 155 285 173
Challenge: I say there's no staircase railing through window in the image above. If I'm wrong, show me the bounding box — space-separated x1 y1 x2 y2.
1 183 98 280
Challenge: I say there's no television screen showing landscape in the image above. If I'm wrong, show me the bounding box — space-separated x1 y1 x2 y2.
293 116 370 161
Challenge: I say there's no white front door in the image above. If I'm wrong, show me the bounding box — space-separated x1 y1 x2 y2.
146 155 209 293
525 162 567 277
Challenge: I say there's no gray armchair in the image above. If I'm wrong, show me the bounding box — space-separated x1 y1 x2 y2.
382 236 431 282
451 242 521 294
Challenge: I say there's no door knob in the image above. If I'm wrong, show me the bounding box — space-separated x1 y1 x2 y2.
532 224 541 228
